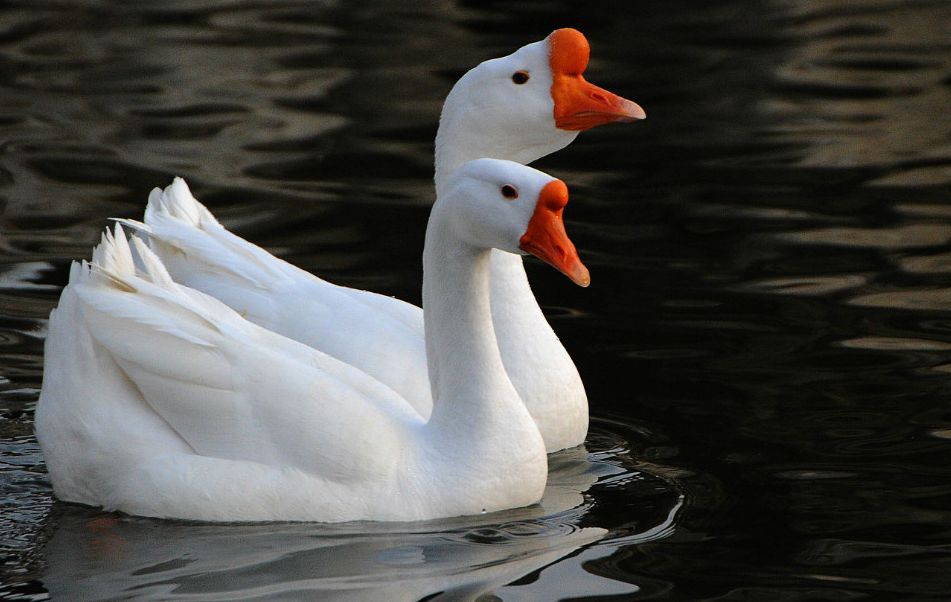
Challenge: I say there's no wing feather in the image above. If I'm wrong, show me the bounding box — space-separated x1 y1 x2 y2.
131 179 433 411
74 226 416 481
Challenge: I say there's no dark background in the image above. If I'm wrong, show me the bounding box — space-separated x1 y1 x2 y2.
2 0 950 599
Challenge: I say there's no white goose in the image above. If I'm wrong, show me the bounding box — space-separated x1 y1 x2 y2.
131 29 643 452
35 159 589 522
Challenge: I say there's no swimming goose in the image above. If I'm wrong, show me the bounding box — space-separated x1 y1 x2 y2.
35 159 589 522
133 29 643 452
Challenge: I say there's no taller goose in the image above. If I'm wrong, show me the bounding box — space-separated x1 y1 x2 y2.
134 29 643 452
35 159 589 522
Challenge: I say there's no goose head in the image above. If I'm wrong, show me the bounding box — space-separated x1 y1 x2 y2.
440 158 590 287
435 28 645 191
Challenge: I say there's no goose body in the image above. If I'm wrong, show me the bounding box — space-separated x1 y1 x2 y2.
133 29 643 452
35 159 588 522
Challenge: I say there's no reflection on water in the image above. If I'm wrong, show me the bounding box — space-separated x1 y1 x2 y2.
763 0 951 174
3 0 951 600
37 425 681 601
43 513 606 602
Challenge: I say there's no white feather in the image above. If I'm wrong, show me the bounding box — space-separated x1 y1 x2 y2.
137 31 595 452
36 159 563 522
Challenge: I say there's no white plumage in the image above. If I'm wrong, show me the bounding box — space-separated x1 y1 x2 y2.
36 159 587 522
125 29 642 452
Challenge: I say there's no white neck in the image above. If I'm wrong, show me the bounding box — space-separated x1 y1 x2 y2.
421 202 528 436
434 122 550 197
433 87 579 197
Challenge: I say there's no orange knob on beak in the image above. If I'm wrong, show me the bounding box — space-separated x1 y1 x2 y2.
549 28 646 131
519 179 590 287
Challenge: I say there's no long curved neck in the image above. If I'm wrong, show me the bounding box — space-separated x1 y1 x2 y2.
434 121 560 198
434 91 576 198
434 82 489 197
421 204 522 433
434 115 511 198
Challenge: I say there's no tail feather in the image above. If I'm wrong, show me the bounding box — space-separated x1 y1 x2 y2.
91 223 135 278
83 223 174 286
75 223 229 348
144 177 219 228
140 179 290 289
132 236 177 289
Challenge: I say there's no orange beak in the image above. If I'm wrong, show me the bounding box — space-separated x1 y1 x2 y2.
519 180 590 287
549 28 646 131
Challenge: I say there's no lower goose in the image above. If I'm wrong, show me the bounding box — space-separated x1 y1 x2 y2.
34 159 589 522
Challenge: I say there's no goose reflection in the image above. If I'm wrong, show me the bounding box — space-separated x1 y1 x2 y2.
44 511 602 601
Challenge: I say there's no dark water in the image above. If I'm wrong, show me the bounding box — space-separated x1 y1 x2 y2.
2 0 951 599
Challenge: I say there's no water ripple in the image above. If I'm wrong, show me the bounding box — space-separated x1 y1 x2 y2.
30 422 682 601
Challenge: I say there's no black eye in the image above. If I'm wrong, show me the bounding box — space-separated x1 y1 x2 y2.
501 185 518 199
511 71 530 85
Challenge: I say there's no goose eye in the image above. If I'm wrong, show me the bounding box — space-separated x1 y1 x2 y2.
511 71 530 85
501 185 518 199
